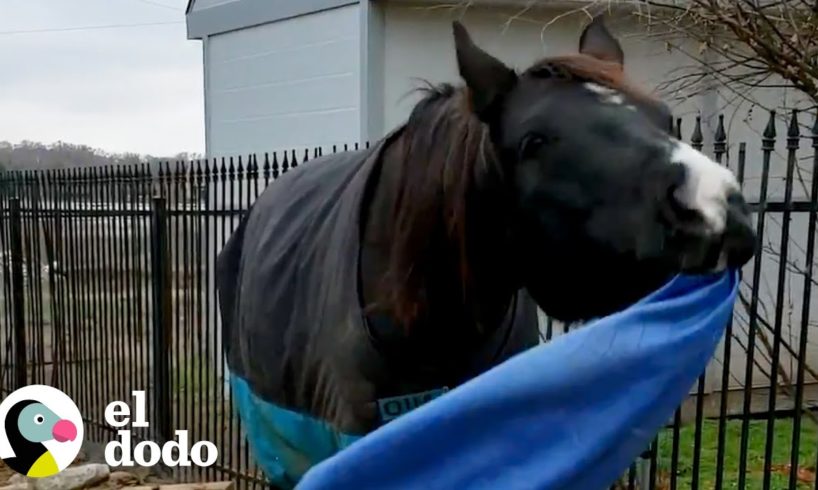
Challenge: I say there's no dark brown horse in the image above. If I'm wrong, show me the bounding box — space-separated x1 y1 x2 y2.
216 16 756 489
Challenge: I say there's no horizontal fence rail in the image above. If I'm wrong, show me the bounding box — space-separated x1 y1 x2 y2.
1 110 818 489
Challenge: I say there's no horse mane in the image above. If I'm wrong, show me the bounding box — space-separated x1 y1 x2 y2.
375 81 494 330
376 54 647 330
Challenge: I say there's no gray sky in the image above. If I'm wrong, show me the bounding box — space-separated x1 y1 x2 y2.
0 0 203 156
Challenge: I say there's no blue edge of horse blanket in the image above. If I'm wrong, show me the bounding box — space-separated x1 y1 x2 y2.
269 268 737 490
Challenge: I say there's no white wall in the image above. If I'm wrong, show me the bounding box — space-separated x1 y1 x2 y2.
380 3 703 138
203 3 361 157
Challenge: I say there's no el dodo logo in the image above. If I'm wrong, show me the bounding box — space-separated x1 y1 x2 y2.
0 385 83 478
104 391 217 468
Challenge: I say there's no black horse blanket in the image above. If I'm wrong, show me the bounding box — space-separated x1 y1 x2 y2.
215 132 541 488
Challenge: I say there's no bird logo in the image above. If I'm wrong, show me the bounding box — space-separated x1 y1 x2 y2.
0 385 83 478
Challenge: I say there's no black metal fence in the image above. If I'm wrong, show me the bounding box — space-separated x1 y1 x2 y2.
1 110 817 490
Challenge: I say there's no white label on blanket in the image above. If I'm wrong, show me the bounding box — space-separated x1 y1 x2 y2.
377 387 449 422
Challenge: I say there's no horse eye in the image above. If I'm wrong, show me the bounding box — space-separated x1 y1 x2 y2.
519 134 547 159
34 414 44 425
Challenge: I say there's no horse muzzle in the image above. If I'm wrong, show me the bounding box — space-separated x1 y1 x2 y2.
677 189 756 273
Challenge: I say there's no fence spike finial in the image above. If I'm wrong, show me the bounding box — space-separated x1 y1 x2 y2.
715 114 726 144
691 115 703 150
208 158 216 182
202 158 210 181
714 114 726 160
263 153 271 181
764 110 777 140
787 109 800 144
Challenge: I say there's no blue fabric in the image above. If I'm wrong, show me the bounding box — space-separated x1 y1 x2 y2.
296 270 739 490
230 375 363 489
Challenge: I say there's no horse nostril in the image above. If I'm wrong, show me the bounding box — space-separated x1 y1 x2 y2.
726 189 750 214
670 188 756 273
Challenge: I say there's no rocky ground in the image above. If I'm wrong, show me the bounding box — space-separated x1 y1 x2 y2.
0 441 231 490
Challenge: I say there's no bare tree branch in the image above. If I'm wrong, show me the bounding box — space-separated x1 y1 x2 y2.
636 0 818 103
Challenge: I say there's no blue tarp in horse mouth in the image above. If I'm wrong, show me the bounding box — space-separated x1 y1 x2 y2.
296 270 739 490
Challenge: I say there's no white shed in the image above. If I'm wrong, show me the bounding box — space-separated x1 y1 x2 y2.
184 0 755 157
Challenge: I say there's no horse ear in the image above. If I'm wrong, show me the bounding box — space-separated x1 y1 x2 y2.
579 15 624 66
452 21 517 121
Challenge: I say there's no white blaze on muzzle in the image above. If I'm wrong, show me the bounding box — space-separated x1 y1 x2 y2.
670 140 740 235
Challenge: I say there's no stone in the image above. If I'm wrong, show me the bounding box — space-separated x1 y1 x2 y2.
0 475 32 490
31 463 109 490
6 475 26 485
109 470 140 486
0 483 33 490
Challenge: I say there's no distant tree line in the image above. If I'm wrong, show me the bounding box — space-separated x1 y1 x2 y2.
0 140 202 172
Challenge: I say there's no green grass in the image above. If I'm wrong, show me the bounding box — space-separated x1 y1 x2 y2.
656 417 818 489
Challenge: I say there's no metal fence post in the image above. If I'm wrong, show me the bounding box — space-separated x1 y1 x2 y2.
9 197 26 389
150 196 172 443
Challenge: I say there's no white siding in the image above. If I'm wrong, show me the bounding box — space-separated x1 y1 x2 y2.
204 4 361 157
380 4 702 136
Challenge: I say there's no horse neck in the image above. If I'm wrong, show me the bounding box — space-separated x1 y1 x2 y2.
359 132 516 342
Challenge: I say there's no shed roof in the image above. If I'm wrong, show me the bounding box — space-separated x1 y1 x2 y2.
184 0 646 40
185 0 358 40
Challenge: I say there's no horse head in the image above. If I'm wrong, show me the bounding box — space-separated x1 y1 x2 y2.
448 17 756 322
